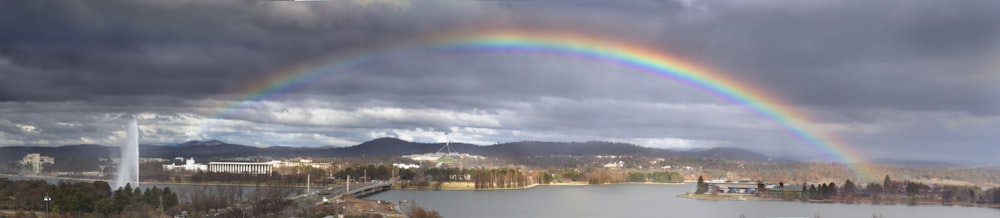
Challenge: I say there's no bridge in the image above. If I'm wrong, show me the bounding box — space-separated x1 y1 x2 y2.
330 181 393 198
291 181 394 206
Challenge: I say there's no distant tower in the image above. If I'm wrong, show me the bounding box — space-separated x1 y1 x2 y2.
436 132 456 155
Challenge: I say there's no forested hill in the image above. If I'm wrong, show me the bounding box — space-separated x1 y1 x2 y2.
0 137 777 162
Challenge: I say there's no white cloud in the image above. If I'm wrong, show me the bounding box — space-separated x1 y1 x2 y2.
15 124 39 133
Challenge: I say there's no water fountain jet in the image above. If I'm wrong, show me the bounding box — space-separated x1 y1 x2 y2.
113 118 139 189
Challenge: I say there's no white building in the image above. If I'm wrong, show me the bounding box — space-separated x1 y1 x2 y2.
393 163 421 169
603 161 624 168
208 161 276 175
163 158 208 172
277 159 333 169
22 153 54 174
403 153 446 162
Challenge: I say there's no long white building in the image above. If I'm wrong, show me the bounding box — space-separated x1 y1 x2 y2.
208 161 276 175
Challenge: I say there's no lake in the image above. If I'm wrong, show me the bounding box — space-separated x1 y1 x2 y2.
364 184 999 218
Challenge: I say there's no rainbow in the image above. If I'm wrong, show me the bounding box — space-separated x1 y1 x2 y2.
208 30 870 178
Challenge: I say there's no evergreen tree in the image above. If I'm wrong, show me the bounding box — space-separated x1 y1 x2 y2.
818 183 827 200
801 182 808 201
145 187 161 209
95 198 115 217
883 175 893 195
132 186 143 203
162 187 179 209
695 176 708 194
112 185 131 213
808 184 818 200
827 182 837 199
843 179 857 197
906 182 920 196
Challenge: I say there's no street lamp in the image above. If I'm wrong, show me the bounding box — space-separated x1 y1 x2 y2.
43 193 51 218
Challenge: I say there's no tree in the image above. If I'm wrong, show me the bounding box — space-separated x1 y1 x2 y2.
95 198 115 217
866 182 883 203
132 186 143 203
842 179 857 198
883 175 893 195
757 181 766 195
405 203 443 218
826 182 837 199
113 185 132 213
398 168 416 180
250 186 294 216
375 165 390 180
808 184 818 200
695 176 708 194
627 172 646 183
818 183 827 200
92 181 112 198
144 187 161 209
906 182 928 196
801 182 808 201
161 187 178 209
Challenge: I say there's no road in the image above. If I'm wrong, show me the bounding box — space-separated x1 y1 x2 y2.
292 181 391 208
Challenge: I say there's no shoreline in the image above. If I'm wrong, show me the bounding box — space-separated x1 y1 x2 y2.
395 181 687 191
677 193 1000 209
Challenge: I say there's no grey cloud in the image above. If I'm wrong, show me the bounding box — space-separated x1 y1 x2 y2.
0 0 487 101
684 0 1000 113
2 0 1000 163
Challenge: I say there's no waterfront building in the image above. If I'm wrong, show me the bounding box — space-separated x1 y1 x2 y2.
21 153 54 174
208 161 277 175
162 158 208 172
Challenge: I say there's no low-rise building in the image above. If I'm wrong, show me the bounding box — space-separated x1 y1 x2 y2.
277 159 333 169
393 163 420 169
208 161 278 175
603 161 624 168
710 183 761 194
163 158 208 172
22 153 54 174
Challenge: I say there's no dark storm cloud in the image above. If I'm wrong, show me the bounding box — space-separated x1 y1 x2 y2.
669 0 1000 114
0 0 485 101
293 52 724 108
2 0 999 163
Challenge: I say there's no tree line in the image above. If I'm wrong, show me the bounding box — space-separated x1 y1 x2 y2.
0 178 177 217
627 171 684 183
694 175 1000 206
472 168 531 189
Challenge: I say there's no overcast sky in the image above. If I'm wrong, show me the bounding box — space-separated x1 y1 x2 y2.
1 0 998 163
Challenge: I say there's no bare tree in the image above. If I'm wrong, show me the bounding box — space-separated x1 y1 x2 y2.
401 202 442 218
250 185 295 217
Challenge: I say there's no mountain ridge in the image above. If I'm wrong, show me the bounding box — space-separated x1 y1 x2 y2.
0 138 779 162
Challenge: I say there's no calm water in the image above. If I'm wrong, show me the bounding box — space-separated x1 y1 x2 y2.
365 184 999 218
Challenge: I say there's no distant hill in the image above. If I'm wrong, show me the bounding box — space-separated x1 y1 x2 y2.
872 158 960 168
0 144 115 160
0 138 779 162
